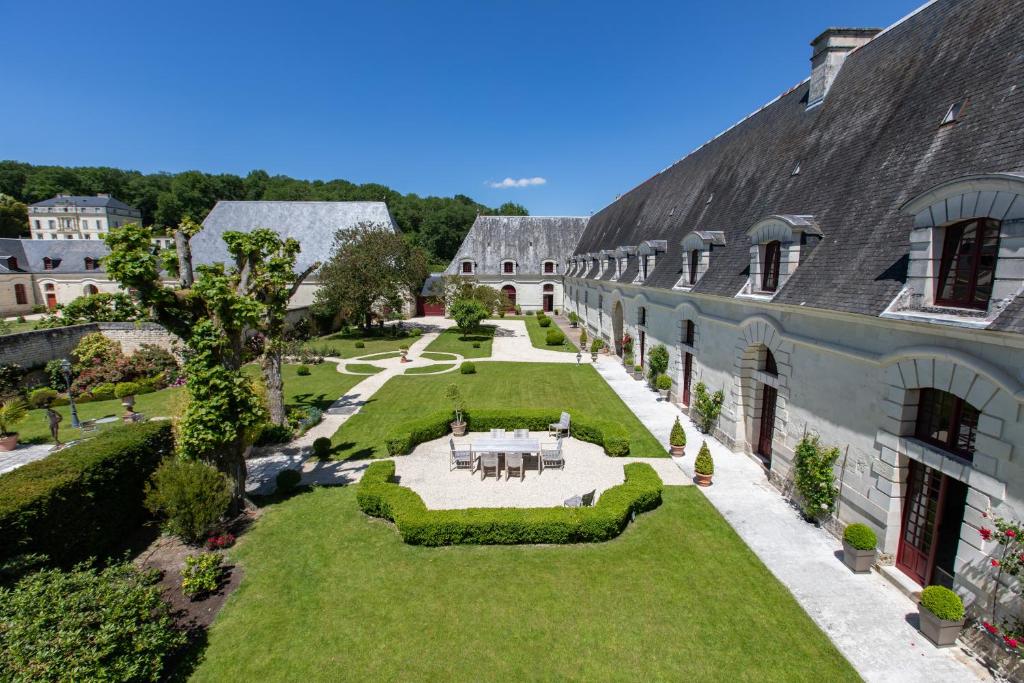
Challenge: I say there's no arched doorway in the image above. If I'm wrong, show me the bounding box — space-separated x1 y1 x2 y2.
43 283 57 309
612 300 624 356
756 350 779 465
83 284 99 296
542 283 554 312
501 285 516 312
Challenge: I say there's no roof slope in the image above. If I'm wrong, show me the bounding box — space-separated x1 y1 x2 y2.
194 201 399 273
0 238 109 274
573 0 1024 332
446 216 589 275
30 195 137 211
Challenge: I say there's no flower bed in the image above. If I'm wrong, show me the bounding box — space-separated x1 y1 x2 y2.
357 460 662 545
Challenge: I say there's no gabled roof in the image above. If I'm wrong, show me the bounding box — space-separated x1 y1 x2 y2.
0 238 109 274
194 201 400 274
30 194 138 212
445 216 588 276
572 0 1024 332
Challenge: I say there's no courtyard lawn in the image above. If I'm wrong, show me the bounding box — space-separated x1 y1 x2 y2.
523 314 577 352
0 320 39 336
242 362 365 413
404 363 455 375
305 329 418 358
344 363 384 375
191 486 858 682
328 362 665 460
423 325 494 358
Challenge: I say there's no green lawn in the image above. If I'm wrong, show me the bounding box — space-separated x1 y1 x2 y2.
191 486 858 682
0 320 39 336
420 351 457 361
17 363 358 445
519 315 577 353
328 362 665 460
404 363 455 375
423 325 494 358
305 329 419 358
345 364 384 375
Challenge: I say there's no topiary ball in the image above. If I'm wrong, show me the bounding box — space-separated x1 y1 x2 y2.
312 437 332 459
538 317 552 328
842 523 877 551
460 362 476 375
545 329 566 346
919 585 965 622
354 341 365 348
276 468 302 494
296 365 311 376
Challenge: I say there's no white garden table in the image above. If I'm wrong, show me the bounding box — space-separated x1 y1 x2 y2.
470 437 543 473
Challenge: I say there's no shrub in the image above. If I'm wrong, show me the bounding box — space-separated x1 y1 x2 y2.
919 585 965 622
514 305 521 315
843 523 877 551
0 398 28 436
535 310 544 317
693 382 725 434
694 442 714 475
180 552 224 599
545 328 566 346
91 382 116 401
205 532 235 550
0 363 25 398
538 316 552 328
28 387 58 408
590 338 604 353
623 353 634 367
296 365 311 376
354 341 365 348
647 344 669 381
312 436 332 459
409 327 423 337
255 423 295 446
114 381 140 399
276 468 302 493
357 460 662 546
634 365 642 373
131 344 180 382
670 418 686 447
43 359 64 390
71 333 123 373
656 374 672 391
472 341 481 349
144 458 232 544
460 361 476 374
579 329 588 347
0 422 173 566
793 434 840 520
0 561 186 681
71 355 144 395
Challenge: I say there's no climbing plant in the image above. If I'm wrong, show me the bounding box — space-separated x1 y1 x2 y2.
792 434 840 521
693 382 725 434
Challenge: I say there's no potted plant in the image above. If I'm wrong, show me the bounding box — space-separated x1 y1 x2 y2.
917 585 966 647
656 374 672 400
399 344 410 363
622 333 633 357
579 328 588 349
623 353 634 369
841 523 877 574
115 382 140 421
445 383 466 436
694 441 714 486
669 417 686 456
568 311 579 328
0 398 28 451
590 338 603 361
633 364 644 380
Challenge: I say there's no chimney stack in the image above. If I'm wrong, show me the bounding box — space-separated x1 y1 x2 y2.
808 28 881 107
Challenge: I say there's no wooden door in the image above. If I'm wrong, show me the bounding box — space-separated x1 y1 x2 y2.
897 461 947 586
639 331 646 367
543 294 553 312
682 352 693 406
757 384 776 464
45 293 57 309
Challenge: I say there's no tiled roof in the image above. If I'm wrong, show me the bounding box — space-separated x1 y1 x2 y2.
445 216 588 276
0 238 109 274
30 194 138 212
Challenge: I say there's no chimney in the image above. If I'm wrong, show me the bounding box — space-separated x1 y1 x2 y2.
808 28 881 107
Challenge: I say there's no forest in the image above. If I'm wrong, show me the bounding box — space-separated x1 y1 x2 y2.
0 161 527 262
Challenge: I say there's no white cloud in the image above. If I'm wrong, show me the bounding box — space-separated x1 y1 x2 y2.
486 176 547 189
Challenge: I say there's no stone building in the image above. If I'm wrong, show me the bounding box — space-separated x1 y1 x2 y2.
563 0 1024 615
28 194 141 240
444 215 588 313
0 238 118 316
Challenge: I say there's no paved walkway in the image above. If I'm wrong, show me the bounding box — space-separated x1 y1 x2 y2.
591 355 988 682
481 317 590 363
0 443 56 475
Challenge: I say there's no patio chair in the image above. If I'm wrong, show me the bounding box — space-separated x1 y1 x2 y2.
514 428 529 439
540 438 564 472
506 452 524 481
449 438 474 471
480 453 500 481
490 428 506 438
548 412 570 437
563 489 596 508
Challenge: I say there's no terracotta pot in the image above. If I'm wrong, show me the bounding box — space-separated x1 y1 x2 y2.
695 472 712 487
451 421 467 436
918 606 965 647
841 540 876 574
0 433 19 452
669 444 685 457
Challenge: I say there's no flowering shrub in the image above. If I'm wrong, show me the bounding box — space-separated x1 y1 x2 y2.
793 434 840 521
206 533 236 550
974 513 1024 655
621 333 633 354
180 553 224 599
693 382 725 434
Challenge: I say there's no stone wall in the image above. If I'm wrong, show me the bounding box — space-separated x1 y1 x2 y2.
95 323 182 356
0 322 181 368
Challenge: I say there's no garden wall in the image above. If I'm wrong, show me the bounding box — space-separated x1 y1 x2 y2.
0 322 181 368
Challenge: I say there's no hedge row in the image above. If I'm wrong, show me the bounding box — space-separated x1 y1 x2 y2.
0 421 174 566
357 460 662 545
384 409 630 457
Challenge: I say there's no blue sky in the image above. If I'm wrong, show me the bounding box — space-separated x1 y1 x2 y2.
1 0 922 215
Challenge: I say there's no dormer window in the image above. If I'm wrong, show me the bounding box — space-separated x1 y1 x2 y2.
676 231 725 290
43 257 55 270
739 215 820 299
84 257 99 271
502 260 516 275
6 256 17 270
940 99 968 127
613 246 636 281
934 218 999 309
461 260 474 274
543 260 556 274
762 241 781 292
635 240 666 283
688 250 699 284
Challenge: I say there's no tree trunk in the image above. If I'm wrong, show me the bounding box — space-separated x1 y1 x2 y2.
219 437 249 515
262 349 286 426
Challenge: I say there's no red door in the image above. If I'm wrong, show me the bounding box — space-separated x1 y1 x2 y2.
757 384 776 465
501 285 516 311
543 295 553 312
682 352 693 406
639 331 646 367
897 461 945 586
46 293 57 309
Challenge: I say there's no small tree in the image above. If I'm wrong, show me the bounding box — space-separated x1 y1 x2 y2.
670 418 686 448
792 434 839 521
693 382 725 434
144 459 232 543
449 298 489 338
445 383 465 425
579 328 588 347
647 344 669 383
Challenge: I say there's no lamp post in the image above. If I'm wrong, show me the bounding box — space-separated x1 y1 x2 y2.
60 359 80 428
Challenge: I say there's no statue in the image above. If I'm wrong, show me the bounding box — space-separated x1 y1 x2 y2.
46 407 63 447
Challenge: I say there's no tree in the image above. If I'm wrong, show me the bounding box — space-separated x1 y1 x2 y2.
39 292 142 326
432 275 509 313
449 298 489 337
313 224 430 330
0 194 28 238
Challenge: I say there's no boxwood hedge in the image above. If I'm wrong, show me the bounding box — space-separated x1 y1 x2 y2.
384 409 630 457
357 460 662 545
0 421 174 566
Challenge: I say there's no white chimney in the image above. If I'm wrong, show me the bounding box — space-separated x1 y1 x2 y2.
808 28 881 107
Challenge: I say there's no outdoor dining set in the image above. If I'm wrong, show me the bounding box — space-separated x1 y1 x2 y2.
448 412 570 481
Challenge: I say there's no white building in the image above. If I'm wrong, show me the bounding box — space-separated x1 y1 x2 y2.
0 238 119 316
28 194 141 241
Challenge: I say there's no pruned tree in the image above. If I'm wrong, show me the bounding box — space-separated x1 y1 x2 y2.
431 275 509 313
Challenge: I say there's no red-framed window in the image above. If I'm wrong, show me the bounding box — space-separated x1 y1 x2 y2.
935 218 1000 310
544 261 555 274
503 261 514 274
14 283 27 305
689 249 700 284
914 389 979 461
461 261 473 274
762 241 781 292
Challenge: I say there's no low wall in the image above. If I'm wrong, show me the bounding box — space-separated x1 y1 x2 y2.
0 322 181 368
96 322 182 356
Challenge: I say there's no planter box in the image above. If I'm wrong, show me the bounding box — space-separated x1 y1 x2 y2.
918 607 965 648
841 540 875 573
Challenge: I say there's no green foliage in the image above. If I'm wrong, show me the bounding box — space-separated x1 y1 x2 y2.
670 418 686 447
472 341 481 349
793 434 840 520
0 422 173 565
450 297 490 336
545 328 566 346
354 341 365 348
312 436 332 459
634 365 643 373
115 381 140 399
0 363 24 398
131 344 180 382
255 423 295 446
28 387 58 408
91 382 116 400
538 316 552 328
0 398 28 435
694 442 714 475
0 561 186 681
647 345 669 381
656 374 672 391
693 382 725 434
358 460 662 545
590 338 604 353
181 553 224 599
144 458 232 544
296 365 311 376
568 311 579 324
623 353 634 367
71 332 123 373
46 292 143 327
579 329 588 347
276 468 302 493
460 361 476 375
0 192 28 238
445 383 465 424
842 523 877 551
919 585 965 621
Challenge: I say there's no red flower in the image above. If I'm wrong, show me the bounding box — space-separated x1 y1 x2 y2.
1005 636 1019 649
992 559 1001 567
984 622 1000 634
1007 529 1018 539
980 527 993 541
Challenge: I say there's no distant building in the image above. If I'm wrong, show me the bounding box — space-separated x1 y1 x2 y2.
0 238 116 316
443 216 589 313
28 194 141 240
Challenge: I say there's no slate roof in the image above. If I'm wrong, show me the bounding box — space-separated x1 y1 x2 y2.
194 201 400 274
30 194 138 212
0 238 109 274
572 0 1024 333
445 216 589 276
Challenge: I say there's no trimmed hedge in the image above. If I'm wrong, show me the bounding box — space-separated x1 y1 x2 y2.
919 585 965 621
842 523 877 551
0 421 174 566
383 409 630 457
357 460 662 545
